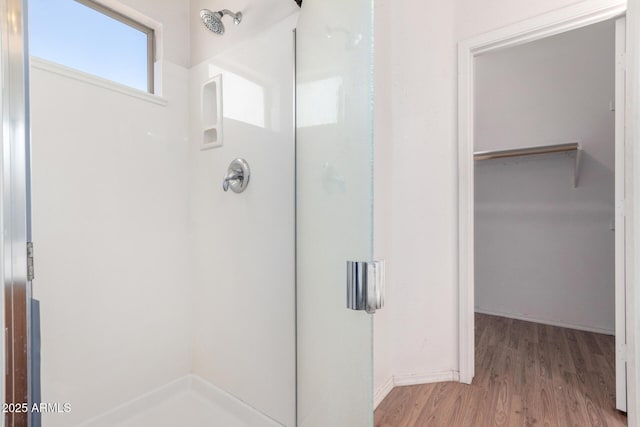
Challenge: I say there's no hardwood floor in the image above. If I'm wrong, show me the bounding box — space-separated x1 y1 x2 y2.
374 313 627 426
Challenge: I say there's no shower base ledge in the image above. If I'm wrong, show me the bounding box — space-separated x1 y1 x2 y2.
75 374 283 427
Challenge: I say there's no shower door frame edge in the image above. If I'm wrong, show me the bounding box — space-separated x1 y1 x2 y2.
1 0 33 425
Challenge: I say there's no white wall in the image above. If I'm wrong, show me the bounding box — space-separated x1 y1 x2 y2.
474 21 616 333
30 2 191 424
381 0 460 388
188 1 298 425
455 0 588 41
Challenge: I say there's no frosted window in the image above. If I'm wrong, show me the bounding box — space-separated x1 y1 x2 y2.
29 0 154 93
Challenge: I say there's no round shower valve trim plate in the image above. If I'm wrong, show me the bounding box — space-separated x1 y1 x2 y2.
222 158 250 193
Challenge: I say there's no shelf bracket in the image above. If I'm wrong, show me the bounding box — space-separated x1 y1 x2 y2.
573 146 581 188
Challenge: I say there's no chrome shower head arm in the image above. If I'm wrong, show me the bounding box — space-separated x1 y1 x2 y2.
200 8 243 35
219 9 242 25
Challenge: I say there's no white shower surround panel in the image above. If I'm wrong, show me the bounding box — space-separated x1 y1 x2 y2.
31 0 298 425
188 11 298 427
31 57 192 427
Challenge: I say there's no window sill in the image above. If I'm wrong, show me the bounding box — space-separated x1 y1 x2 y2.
30 57 168 107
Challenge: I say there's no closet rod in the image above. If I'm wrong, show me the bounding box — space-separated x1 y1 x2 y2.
474 142 579 161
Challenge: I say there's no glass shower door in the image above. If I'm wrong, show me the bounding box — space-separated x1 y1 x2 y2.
296 0 375 425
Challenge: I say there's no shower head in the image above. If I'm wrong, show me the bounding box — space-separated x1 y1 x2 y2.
200 9 242 35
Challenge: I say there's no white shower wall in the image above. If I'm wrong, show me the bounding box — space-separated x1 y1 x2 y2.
188 2 298 425
30 51 191 427
29 2 191 426
30 0 299 424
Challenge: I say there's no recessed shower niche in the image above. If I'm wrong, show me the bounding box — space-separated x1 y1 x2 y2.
202 74 223 149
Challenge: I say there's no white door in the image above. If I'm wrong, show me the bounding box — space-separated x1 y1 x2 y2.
614 15 627 413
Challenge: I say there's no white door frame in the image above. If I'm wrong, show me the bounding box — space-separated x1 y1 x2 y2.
457 0 636 422
615 15 628 412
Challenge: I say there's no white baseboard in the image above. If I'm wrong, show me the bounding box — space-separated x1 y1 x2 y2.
475 308 614 335
374 370 461 408
374 376 394 409
76 375 280 427
393 370 460 387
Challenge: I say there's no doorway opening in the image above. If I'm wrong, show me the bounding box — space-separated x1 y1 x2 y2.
458 1 631 425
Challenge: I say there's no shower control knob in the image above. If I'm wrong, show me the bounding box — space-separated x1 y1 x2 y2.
223 158 250 193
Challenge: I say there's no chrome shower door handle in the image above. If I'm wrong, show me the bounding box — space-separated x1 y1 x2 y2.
223 158 250 193
346 260 385 314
